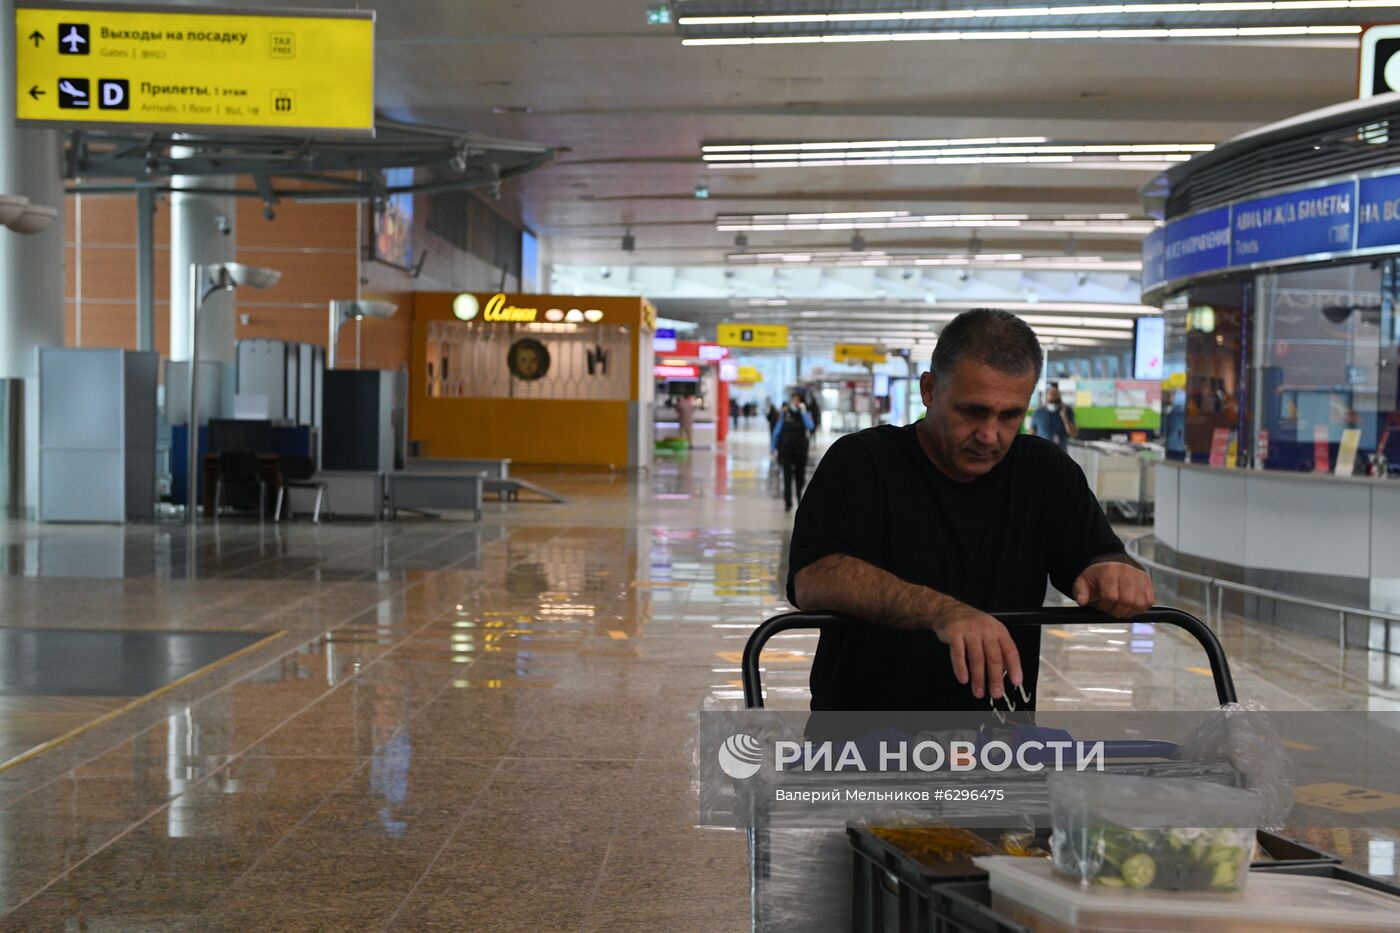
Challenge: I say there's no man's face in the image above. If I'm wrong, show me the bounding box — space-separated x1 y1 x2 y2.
919 359 1037 482
1045 386 1061 406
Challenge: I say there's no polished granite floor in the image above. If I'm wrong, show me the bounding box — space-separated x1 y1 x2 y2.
0 429 1397 930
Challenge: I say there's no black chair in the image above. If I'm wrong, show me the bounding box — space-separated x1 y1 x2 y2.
214 449 267 519
275 455 329 523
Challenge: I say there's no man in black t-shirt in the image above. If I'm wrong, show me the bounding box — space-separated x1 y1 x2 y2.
787 309 1154 711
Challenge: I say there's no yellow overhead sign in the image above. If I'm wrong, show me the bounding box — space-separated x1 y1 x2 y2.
15 5 374 135
835 343 887 365
737 365 762 383
716 323 788 349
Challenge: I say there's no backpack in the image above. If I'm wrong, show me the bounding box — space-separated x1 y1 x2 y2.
777 409 808 456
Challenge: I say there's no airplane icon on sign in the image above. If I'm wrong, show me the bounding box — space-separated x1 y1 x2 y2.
60 24 88 54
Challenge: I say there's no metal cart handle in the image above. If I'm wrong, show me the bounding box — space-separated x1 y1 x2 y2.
741 605 1236 709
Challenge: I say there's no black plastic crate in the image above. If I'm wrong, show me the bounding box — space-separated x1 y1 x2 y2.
1252 832 1344 868
1252 860 1400 892
849 826 1343 933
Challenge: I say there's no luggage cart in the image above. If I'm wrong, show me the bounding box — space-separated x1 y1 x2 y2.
738 606 1239 933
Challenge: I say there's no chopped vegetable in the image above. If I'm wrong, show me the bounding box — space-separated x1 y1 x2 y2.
1068 826 1254 892
1121 853 1156 889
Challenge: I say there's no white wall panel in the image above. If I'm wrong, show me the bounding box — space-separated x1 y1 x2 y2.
1154 463 1179 550
1372 485 1400 581
1177 469 1247 565
1245 475 1370 578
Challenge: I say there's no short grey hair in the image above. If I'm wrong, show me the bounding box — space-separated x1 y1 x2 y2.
930 308 1043 387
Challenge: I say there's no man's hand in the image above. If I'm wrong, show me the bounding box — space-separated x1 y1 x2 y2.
1072 560 1155 618
931 603 1023 700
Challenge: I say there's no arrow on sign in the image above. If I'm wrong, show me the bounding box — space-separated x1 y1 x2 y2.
28 30 43 47
28 86 44 100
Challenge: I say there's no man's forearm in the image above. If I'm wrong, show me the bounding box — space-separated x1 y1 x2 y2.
1060 409 1079 438
792 553 958 631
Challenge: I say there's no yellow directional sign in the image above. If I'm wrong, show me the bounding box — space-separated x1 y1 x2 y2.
737 365 762 383
15 5 374 135
835 343 887 365
717 323 788 349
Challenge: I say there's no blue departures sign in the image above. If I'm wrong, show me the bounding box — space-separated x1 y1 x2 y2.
1357 173 1400 250
1162 206 1231 284
1231 181 1355 265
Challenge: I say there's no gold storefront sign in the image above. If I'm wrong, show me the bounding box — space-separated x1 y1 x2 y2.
482 293 538 323
456 293 609 324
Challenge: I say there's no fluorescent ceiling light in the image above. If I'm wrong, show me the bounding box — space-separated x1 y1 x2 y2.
702 136 1050 153
724 250 1142 271
1030 326 1136 339
703 143 1210 161
679 1 1395 26
706 155 1198 170
716 211 1159 235
681 25 1361 44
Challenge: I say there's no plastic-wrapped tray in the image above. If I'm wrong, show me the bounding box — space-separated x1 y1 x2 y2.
848 827 1341 933
979 857 1400 933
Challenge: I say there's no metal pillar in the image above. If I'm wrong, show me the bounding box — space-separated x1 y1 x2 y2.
170 169 236 364
0 0 66 516
136 187 156 352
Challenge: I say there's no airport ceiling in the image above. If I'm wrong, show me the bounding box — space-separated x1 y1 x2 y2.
199 1 1364 348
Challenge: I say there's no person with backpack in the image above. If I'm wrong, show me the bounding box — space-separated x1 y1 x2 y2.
772 393 815 512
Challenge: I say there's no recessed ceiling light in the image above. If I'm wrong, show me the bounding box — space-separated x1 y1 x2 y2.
676 4 1372 43
699 138 1211 170
678 1 1393 27
715 211 1159 235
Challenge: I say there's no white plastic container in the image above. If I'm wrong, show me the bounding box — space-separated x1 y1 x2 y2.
974 856 1400 932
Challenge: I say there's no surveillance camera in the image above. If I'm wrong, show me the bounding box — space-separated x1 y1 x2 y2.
214 212 231 236
263 205 276 221
958 269 970 283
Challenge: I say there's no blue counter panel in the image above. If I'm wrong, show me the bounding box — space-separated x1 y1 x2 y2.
1163 206 1231 283
1231 181 1355 265
1357 173 1400 250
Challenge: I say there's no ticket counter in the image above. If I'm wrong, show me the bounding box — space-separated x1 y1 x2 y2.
1142 95 1400 627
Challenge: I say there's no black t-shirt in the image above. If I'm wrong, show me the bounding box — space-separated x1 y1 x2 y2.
786 424 1125 711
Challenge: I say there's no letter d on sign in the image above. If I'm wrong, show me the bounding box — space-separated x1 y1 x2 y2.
98 79 129 110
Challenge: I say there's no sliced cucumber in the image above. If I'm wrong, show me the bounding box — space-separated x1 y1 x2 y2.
1121 852 1157 889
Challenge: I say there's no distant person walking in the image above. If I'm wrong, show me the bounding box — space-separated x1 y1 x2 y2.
765 401 780 433
1029 383 1078 449
806 393 822 439
729 399 740 431
773 394 815 512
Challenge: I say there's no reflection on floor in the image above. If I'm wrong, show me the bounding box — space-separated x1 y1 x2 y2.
0 427 1395 929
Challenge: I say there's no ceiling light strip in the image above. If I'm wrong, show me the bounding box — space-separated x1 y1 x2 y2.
702 136 1051 152
702 145 1210 161
678 0 1396 26
681 25 1361 44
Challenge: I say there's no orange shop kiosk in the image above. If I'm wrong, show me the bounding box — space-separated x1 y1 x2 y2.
412 292 656 468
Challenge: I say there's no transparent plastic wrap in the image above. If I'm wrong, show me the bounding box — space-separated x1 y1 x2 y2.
1048 771 1265 892
1177 700 1294 828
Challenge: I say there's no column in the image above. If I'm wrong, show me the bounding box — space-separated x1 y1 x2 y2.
169 169 237 363
0 0 67 515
